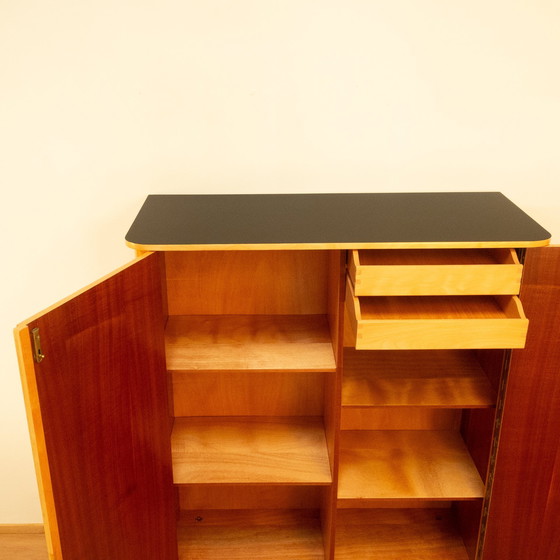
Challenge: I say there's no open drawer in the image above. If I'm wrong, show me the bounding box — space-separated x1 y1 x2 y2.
345 278 528 350
348 248 522 296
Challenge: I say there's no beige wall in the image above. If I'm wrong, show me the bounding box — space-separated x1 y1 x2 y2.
1 1 558 523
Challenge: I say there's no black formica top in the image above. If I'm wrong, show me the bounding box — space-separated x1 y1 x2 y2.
125 192 550 249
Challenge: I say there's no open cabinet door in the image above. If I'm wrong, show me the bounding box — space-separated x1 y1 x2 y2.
14 253 177 560
482 246 560 560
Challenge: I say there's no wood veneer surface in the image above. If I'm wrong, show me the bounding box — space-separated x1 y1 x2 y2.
350 248 523 296
177 510 324 559
171 370 326 417
342 350 496 408
482 247 560 560
172 417 332 485
356 248 513 266
165 314 336 372
17 254 177 560
336 509 470 560
178 485 323 510
347 280 528 350
165 250 329 315
359 295 512 320
338 431 485 502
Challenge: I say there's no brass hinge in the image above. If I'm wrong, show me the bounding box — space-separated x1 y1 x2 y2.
31 327 45 363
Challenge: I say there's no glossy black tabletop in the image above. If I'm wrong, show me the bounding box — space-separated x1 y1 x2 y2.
125 192 550 249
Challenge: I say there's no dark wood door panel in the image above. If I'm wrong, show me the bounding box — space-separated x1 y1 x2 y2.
19 253 176 560
483 247 560 560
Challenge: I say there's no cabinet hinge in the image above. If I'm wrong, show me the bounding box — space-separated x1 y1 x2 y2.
31 327 45 363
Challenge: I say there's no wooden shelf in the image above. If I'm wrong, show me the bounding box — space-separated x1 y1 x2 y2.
165 314 336 372
342 350 496 408
349 248 522 296
177 509 324 559
338 431 485 504
172 417 332 485
336 509 470 560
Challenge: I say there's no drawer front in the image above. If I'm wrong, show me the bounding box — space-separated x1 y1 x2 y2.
345 279 528 350
349 248 523 296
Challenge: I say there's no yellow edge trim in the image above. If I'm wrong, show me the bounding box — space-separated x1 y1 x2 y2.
126 238 551 252
14 327 61 559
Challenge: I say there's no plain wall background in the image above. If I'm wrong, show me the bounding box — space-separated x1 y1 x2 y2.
1 1 558 523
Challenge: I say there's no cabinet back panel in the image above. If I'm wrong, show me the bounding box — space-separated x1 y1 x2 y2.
179 485 323 510
341 408 462 431
171 370 325 417
336 508 471 560
165 251 329 315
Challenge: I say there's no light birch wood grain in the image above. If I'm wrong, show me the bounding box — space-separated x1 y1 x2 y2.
172 417 332 485
349 248 522 295
346 280 528 349
338 430 485 502
165 314 336 372
342 349 496 408
336 508 470 559
177 509 324 559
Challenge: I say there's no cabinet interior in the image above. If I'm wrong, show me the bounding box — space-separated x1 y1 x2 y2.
159 249 508 559
162 250 341 559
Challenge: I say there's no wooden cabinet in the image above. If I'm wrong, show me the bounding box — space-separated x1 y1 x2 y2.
14 193 559 560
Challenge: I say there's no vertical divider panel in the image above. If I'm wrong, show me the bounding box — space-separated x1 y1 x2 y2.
160 252 179 522
321 250 346 559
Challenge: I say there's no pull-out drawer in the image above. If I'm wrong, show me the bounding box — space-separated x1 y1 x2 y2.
349 248 522 296
345 279 528 350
